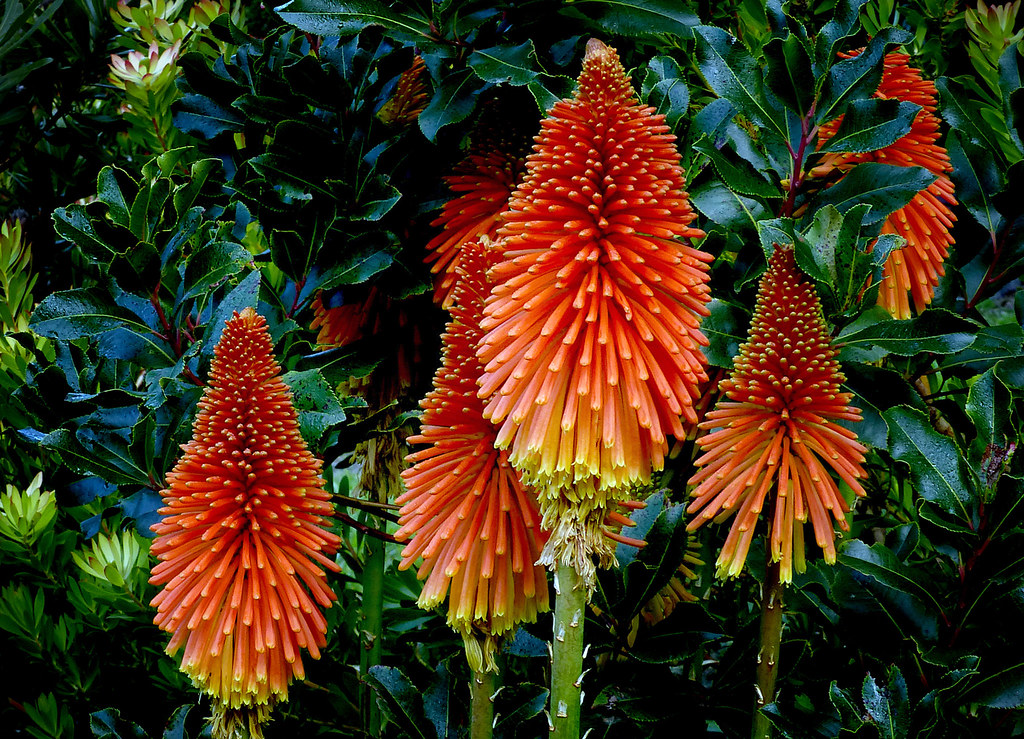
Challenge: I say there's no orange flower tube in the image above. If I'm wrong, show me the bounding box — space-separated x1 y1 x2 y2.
150 307 340 737
376 54 429 127
397 241 549 672
816 51 957 319
687 246 868 583
476 39 712 582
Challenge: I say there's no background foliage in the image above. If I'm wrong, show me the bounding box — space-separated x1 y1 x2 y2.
2 0 1024 736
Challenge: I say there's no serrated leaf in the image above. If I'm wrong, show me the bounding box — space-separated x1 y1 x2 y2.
814 162 936 225
198 270 261 369
96 167 133 228
946 131 1002 235
567 0 698 38
52 206 115 260
817 27 913 122
366 666 429 739
819 98 921 153
693 25 785 136
882 406 977 523
862 667 909 739
418 69 485 142
494 683 548 731
764 33 815 116
700 299 747 368
468 41 539 86
276 0 431 40
182 241 255 301
30 289 152 340
839 309 977 358
692 137 779 199
281 369 348 444
690 180 770 230
642 56 690 129
816 0 873 67
965 663 1024 708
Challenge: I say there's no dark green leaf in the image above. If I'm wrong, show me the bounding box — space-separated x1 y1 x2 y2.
814 162 935 225
690 181 770 230
96 167 133 229
494 683 548 731
817 27 913 122
946 131 1002 235
882 406 977 523
468 41 539 86
366 666 429 739
819 99 921 153
830 681 866 731
692 137 780 199
30 289 152 340
198 270 261 368
567 0 698 38
161 705 192 739
764 34 815 116
182 241 255 301
843 362 927 449
693 25 784 136
52 206 114 261
419 69 485 142
422 660 452 739
281 369 348 444
642 56 690 130
862 667 909 739
174 92 245 139
839 309 977 358
816 0 872 66
840 539 942 639
276 0 431 40
965 663 1024 708
701 299 747 368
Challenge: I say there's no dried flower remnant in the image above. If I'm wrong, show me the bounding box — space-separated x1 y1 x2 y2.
687 246 867 583
150 308 340 737
476 39 712 581
397 242 549 672
425 98 533 308
377 55 429 127
815 51 956 319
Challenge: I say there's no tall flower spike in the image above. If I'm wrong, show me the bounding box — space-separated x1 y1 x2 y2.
425 100 532 308
687 247 868 583
476 39 712 581
397 240 549 673
815 51 957 319
150 308 340 738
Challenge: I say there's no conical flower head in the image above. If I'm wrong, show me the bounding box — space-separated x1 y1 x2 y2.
476 39 712 580
150 308 340 732
816 51 956 319
398 241 549 672
686 247 867 584
425 99 532 308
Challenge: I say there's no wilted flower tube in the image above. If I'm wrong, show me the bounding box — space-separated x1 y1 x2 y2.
476 39 712 584
686 245 868 583
397 240 549 673
150 307 340 738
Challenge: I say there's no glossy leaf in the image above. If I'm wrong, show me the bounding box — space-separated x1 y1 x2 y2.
818 98 921 154
813 162 936 225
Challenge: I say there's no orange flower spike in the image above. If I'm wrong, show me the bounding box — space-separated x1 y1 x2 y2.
425 117 529 308
816 51 956 319
686 246 868 584
150 307 340 738
397 241 549 672
376 54 429 127
476 39 712 583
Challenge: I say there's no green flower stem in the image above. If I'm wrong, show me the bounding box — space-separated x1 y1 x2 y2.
551 564 586 739
360 531 385 735
752 558 785 739
470 669 496 739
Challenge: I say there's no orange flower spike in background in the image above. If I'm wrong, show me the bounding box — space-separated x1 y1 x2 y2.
376 54 429 127
425 101 531 308
397 241 549 672
150 307 340 738
816 51 957 319
476 39 712 581
687 246 868 583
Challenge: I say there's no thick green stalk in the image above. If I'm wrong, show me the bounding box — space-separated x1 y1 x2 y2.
752 559 785 739
470 670 496 739
360 532 385 735
551 564 586 739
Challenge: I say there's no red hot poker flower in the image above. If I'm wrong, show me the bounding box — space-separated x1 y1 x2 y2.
150 307 340 736
816 51 957 319
686 247 868 584
475 40 712 578
397 241 549 672
425 100 531 308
